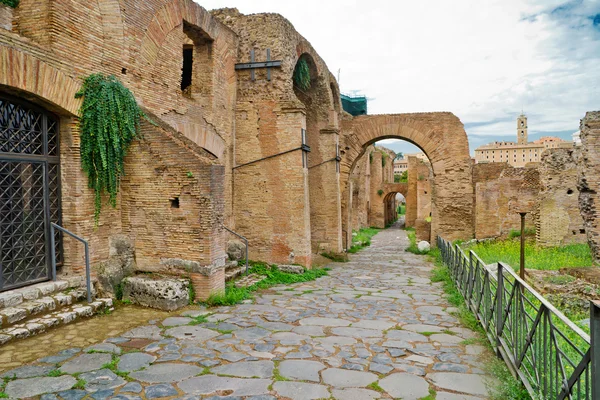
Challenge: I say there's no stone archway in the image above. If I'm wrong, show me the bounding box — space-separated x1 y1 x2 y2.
341 113 473 245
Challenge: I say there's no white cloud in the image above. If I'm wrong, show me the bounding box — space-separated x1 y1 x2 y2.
196 0 600 152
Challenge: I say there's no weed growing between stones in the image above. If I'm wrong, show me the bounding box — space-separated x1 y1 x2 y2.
366 381 384 392
188 314 210 325
0 376 15 399
428 248 531 400
47 369 64 377
348 227 380 253
203 261 329 307
418 388 437 400
72 379 86 390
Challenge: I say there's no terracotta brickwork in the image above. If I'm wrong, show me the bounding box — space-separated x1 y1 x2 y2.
0 0 235 299
349 148 372 232
341 113 474 246
473 163 539 239
534 149 586 247
577 111 600 262
405 156 419 228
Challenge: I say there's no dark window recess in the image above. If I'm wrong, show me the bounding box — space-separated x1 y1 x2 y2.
170 197 180 208
580 229 586 234
121 68 127 75
567 189 574 195
181 46 193 91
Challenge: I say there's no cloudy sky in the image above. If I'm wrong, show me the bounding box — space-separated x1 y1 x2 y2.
198 0 600 155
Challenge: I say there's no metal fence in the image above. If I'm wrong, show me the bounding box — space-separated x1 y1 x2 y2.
437 236 598 400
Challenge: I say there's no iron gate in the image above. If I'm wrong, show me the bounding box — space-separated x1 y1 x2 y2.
0 94 62 291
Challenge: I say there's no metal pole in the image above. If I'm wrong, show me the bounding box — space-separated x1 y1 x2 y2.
519 212 527 282
84 241 91 303
592 300 600 400
50 224 57 281
496 262 504 357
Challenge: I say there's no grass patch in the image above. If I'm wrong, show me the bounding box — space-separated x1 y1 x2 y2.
463 239 592 271
419 388 437 400
188 314 210 325
366 381 384 392
543 275 576 285
348 227 380 253
47 369 64 377
406 229 429 255
203 261 329 307
320 251 348 262
72 379 86 390
428 248 531 399
508 227 536 238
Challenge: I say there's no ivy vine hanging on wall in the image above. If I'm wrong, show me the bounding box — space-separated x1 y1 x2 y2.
76 74 146 223
293 58 311 91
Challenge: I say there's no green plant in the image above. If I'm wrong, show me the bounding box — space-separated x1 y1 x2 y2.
186 171 194 178
348 227 380 253
381 153 387 167
419 388 437 400
366 381 384 392
406 230 429 255
321 251 348 262
188 282 196 305
293 58 311 91
188 314 210 325
377 189 384 197
114 282 124 301
76 73 148 223
73 379 87 390
508 228 536 238
47 369 64 377
0 0 19 8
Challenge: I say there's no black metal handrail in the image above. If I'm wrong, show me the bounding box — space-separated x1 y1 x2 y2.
50 223 92 303
437 236 598 399
223 226 249 275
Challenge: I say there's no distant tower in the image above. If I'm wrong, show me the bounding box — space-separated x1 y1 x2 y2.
517 113 528 145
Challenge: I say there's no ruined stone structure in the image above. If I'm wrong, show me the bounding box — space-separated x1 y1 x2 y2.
577 111 600 262
535 149 586 247
473 163 539 238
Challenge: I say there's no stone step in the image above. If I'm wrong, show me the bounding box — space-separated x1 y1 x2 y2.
225 266 244 282
0 298 113 346
0 280 71 311
0 287 97 330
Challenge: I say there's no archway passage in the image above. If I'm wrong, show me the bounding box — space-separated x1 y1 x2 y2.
341 113 474 245
381 184 408 227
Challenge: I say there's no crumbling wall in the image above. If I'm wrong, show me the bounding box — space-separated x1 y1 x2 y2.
473 163 539 239
369 151 385 228
349 148 371 230
577 111 600 262
535 149 586 246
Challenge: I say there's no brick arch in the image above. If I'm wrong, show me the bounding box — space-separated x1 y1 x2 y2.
341 112 474 244
382 183 408 198
138 0 219 69
0 46 81 115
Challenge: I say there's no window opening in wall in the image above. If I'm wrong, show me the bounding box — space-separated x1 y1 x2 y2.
181 45 194 92
567 189 574 195
170 197 180 208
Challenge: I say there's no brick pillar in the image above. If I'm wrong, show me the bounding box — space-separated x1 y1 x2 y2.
405 156 418 227
369 151 385 228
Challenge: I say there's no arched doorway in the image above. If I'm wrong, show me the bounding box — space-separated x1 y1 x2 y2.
0 94 62 291
340 113 473 245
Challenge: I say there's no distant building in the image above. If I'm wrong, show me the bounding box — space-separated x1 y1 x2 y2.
341 94 367 116
474 114 573 167
393 152 427 175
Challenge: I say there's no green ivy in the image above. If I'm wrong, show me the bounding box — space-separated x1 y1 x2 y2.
293 58 311 91
76 74 146 223
0 0 19 8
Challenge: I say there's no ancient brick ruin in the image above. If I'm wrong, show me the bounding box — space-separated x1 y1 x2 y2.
0 0 598 319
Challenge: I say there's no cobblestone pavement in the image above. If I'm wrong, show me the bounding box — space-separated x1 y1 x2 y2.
2 224 493 399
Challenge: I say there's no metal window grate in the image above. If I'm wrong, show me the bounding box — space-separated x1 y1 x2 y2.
0 95 62 291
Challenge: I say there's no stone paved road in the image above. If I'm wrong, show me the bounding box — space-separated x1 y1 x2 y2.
2 224 492 399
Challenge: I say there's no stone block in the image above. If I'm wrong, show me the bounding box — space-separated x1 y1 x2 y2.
277 265 305 274
122 276 190 311
227 240 246 261
190 267 225 301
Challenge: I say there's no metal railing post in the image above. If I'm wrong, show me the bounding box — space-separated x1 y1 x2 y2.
50 223 92 303
50 225 57 282
592 300 600 400
496 262 504 357
223 226 249 275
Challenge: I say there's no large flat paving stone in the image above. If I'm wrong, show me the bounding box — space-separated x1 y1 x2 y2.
80 369 126 392
352 320 396 330
1 365 54 379
129 363 203 383
234 327 271 340
386 330 428 342
164 325 220 341
427 373 489 396
84 343 122 354
161 317 192 326
331 327 383 338
5 376 77 398
401 324 445 333
298 317 352 327
60 353 112 374
273 381 329 400
278 360 326 382
122 325 162 340
321 368 377 388
332 388 382 400
379 373 430 400
178 375 272 397
118 352 156 372
316 336 357 346
429 333 464 344
212 360 274 378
